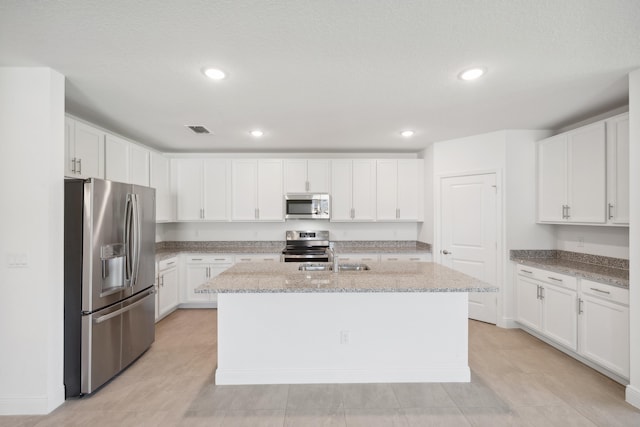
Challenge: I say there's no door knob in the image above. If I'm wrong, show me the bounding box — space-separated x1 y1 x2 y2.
442 250 452 255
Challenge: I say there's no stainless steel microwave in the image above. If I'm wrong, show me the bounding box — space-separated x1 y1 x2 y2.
284 193 330 220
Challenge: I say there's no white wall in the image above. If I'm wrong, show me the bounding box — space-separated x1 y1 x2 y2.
158 221 419 242
0 68 65 414
555 225 629 259
626 69 640 409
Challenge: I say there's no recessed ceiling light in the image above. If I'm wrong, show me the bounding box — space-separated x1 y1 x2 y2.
203 68 226 80
400 130 415 138
459 67 486 81
250 130 264 137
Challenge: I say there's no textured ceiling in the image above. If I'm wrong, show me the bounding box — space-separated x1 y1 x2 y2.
1 0 639 153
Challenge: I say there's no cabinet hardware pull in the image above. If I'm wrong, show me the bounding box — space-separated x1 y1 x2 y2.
166 261 175 265
540 286 545 299
410 258 420 261
566 205 570 218
77 158 82 174
561 205 566 219
536 285 540 299
214 258 226 261
608 203 614 220
590 287 611 294
396 208 400 219
548 277 562 282
240 258 250 261
578 298 583 314
192 258 203 261
388 258 398 261
521 269 533 274
71 158 77 173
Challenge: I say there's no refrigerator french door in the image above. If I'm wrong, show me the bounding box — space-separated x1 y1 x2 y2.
64 178 156 397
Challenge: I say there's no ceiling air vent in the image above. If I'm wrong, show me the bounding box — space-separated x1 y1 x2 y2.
185 125 211 134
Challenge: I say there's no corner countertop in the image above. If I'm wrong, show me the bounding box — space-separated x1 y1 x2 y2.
510 250 628 289
155 241 432 261
196 261 497 294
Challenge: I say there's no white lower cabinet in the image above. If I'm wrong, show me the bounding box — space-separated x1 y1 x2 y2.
578 279 629 378
515 266 577 351
516 264 629 380
183 255 234 306
156 258 179 321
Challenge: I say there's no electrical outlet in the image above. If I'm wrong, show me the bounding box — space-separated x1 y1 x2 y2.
340 330 350 345
7 253 28 268
577 237 584 247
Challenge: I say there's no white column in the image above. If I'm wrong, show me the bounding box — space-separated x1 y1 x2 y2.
626 68 640 409
0 68 65 414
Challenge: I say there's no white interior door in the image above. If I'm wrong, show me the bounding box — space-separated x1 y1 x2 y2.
440 173 498 324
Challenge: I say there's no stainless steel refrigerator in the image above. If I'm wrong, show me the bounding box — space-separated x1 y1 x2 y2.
64 178 156 397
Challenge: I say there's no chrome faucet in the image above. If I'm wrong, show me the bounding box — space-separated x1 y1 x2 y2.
327 242 338 272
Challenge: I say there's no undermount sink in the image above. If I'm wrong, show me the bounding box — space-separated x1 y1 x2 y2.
298 263 370 272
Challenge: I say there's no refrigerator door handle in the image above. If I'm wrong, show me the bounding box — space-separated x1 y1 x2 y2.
93 289 155 324
131 193 142 287
124 194 134 284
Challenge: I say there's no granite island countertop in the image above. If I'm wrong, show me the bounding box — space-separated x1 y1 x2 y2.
196 261 497 294
510 250 629 289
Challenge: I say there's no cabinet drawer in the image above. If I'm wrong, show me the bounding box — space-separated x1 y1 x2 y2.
235 254 281 262
158 257 178 271
516 264 577 291
581 279 628 305
381 254 429 262
185 255 234 264
338 254 380 263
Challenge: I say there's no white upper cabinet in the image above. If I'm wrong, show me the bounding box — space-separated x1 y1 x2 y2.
105 134 150 186
605 113 629 225
537 121 606 224
129 144 150 186
376 159 422 221
284 159 330 193
174 158 230 221
105 134 130 183
331 159 376 221
65 117 105 179
232 159 283 221
150 151 173 222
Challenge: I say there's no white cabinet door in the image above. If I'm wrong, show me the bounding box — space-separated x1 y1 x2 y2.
150 152 173 222
541 283 577 351
72 120 105 179
567 122 606 223
105 134 130 183
307 160 330 193
158 267 178 317
537 134 567 222
257 159 283 221
175 159 204 221
606 114 629 224
397 159 420 220
376 159 397 220
516 276 542 331
284 159 307 193
232 160 259 220
184 264 211 303
351 160 376 221
129 144 150 186
579 293 629 378
203 159 229 220
330 160 353 221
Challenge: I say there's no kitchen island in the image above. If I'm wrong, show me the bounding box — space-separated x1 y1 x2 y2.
197 261 497 385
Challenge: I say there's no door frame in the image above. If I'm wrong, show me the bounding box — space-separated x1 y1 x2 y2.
434 169 505 326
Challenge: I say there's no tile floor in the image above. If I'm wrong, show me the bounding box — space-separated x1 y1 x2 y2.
2 309 639 426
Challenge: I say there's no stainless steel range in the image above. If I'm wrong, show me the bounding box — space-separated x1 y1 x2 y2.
282 230 330 262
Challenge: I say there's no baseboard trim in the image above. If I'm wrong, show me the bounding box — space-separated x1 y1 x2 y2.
215 366 471 385
626 385 640 409
0 392 63 416
178 302 217 309
497 317 519 329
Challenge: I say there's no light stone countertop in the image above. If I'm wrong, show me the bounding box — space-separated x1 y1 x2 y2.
511 257 629 289
196 261 497 294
